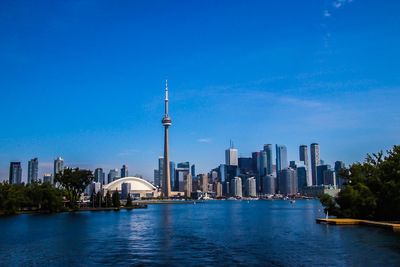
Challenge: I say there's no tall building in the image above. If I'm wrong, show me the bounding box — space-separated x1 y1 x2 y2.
154 169 160 187
170 161 176 191
251 152 260 175
335 161 346 187
299 145 310 186
215 182 223 198
94 168 105 184
316 164 330 186
161 80 172 197
183 173 192 197
191 164 196 178
262 174 276 195
245 177 257 197
43 173 53 184
297 166 308 191
230 177 242 197
28 158 39 184
275 145 288 173
238 157 252 174
54 157 64 181
200 174 208 192
264 144 273 175
323 169 336 187
225 145 238 166
108 169 119 184
158 157 164 188
310 143 320 186
121 165 128 178
9 162 22 184
278 168 298 195
121 183 131 199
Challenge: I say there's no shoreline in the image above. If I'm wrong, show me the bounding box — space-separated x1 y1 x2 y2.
316 218 400 232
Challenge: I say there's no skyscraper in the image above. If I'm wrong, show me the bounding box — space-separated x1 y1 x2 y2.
28 158 39 184
183 173 192 197
262 174 276 195
9 162 22 184
94 168 105 184
170 161 176 191
108 169 119 184
54 157 64 181
158 157 164 188
121 165 128 178
225 144 238 166
310 143 320 185
278 168 298 195
263 144 273 175
162 80 172 197
335 161 346 188
275 145 288 172
299 145 310 186
191 164 196 178
230 177 242 197
43 173 53 184
245 177 257 197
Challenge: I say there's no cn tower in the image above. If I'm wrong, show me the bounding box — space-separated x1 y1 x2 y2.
162 80 172 197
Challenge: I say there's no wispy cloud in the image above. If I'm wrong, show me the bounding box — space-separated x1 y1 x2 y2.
197 138 212 143
117 149 140 157
333 0 353 9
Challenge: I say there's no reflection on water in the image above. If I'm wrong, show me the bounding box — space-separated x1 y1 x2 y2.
0 200 399 266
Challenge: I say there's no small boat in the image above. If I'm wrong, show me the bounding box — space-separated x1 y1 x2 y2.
290 200 296 204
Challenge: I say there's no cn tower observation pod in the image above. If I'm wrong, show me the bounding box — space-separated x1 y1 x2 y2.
103 177 158 198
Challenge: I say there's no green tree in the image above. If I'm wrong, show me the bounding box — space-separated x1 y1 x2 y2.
105 191 112 207
55 168 94 209
112 190 120 208
321 145 400 220
125 194 133 207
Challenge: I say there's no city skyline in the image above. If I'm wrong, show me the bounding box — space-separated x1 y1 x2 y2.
1 1 399 181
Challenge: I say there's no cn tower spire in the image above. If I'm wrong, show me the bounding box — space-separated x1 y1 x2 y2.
165 79 169 116
162 80 172 198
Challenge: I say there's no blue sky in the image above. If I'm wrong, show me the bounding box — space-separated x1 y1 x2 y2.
0 0 399 181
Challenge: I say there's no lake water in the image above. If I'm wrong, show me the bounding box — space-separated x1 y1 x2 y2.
1 200 400 266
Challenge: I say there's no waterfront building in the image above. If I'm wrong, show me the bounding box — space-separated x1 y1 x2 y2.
335 161 346 188
310 143 320 186
218 164 226 183
302 185 340 198
108 169 119 184
200 174 208 192
251 152 260 175
278 168 298 195
154 169 160 187
264 144 273 175
94 168 105 184
191 164 196 178
299 145 310 186
245 177 257 197
9 162 22 184
225 146 238 166
262 174 276 195
230 177 242 197
170 161 176 191
275 145 288 173
43 173 53 184
323 169 337 187
210 171 218 183
161 80 172 197
121 182 131 199
103 177 158 198
215 182 223 197
297 166 308 191
158 157 164 188
121 165 128 178
238 157 252 174
54 157 64 181
183 173 192 197
27 158 39 184
316 164 330 186
175 168 190 192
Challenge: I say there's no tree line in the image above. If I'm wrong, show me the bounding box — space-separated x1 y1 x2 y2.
0 167 130 215
321 145 400 221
